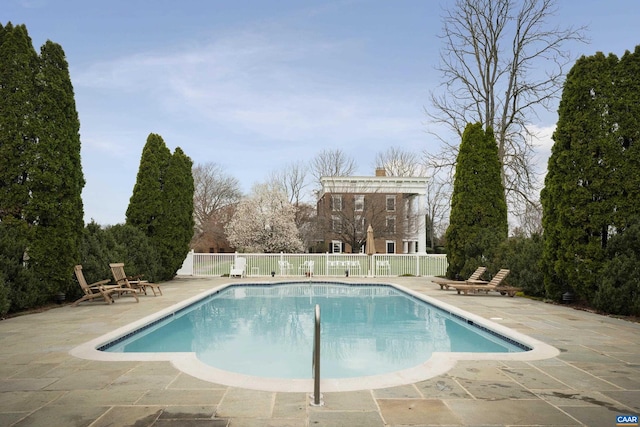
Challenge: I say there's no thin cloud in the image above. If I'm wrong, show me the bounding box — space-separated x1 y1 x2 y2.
74 28 421 145
18 0 47 8
528 123 555 175
72 22 433 224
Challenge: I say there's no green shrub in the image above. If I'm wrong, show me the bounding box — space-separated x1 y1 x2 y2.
79 221 121 286
79 222 161 291
593 221 640 316
106 224 161 282
0 219 42 311
493 234 544 297
0 275 10 317
458 227 504 280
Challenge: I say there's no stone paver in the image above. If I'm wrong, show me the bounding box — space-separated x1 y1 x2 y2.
601 390 640 412
446 399 580 425
137 388 225 405
457 378 537 400
12 404 110 427
560 405 626 427
216 389 275 418
320 390 378 411
372 384 423 399
378 398 461 425
272 393 307 419
157 405 218 420
90 405 164 427
308 409 385 427
414 378 471 399
0 378 58 392
0 276 639 426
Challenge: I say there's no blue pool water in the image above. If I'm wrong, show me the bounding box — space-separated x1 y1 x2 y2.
102 283 528 379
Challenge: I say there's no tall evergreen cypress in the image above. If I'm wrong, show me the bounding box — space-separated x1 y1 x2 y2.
542 47 640 303
126 134 194 281
612 46 640 226
0 23 85 305
0 23 40 309
155 148 194 280
541 52 616 301
126 133 171 237
0 23 38 221
445 123 508 279
26 41 85 296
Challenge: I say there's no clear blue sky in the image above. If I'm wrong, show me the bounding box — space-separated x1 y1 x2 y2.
4 0 639 225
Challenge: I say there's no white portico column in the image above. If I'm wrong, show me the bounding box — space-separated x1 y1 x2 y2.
417 193 427 253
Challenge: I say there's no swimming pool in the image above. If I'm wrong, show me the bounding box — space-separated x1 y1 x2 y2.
71 281 559 392
101 283 526 378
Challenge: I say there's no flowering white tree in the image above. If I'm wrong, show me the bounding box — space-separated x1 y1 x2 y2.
225 183 304 253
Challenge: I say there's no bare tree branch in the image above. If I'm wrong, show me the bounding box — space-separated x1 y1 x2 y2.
309 149 356 191
192 162 242 242
268 160 309 207
426 0 587 223
374 147 426 177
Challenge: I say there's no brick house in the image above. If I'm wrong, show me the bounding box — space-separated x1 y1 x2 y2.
316 169 428 254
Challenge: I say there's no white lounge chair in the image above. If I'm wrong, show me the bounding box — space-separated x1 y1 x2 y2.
230 257 246 278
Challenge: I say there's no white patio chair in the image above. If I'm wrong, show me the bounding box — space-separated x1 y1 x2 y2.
230 257 246 278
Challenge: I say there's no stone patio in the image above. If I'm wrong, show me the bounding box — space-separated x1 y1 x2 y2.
0 276 638 426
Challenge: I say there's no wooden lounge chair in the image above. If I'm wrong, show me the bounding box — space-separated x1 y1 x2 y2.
451 269 520 297
72 265 139 306
432 266 487 290
109 263 162 296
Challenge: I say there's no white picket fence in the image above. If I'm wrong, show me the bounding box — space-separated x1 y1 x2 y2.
177 251 448 278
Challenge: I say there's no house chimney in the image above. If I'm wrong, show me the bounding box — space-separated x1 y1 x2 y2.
375 167 386 177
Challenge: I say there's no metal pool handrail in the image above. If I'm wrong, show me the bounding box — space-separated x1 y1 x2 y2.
310 304 323 406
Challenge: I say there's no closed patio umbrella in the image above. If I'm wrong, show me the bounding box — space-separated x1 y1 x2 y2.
366 225 376 255
366 225 376 276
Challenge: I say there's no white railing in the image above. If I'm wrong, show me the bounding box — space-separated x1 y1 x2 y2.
177 251 447 278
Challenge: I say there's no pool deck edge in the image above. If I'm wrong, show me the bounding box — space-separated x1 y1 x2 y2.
69 279 561 393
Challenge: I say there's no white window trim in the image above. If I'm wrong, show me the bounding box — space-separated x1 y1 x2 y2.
332 195 342 211
331 215 342 233
386 195 396 212
354 194 364 212
386 240 396 254
386 215 396 233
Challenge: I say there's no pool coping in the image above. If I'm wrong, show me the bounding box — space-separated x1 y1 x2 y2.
69 280 560 392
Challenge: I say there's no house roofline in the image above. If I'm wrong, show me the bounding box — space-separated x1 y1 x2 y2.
319 176 428 198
